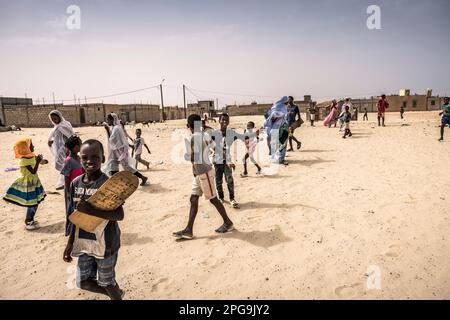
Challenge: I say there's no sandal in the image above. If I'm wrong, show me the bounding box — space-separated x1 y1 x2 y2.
215 223 234 234
140 177 149 186
173 230 194 240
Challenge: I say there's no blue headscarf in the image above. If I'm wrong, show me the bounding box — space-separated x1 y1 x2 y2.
264 96 288 131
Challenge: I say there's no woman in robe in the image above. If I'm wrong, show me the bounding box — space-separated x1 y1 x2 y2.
48 110 74 189
264 96 289 165
103 113 148 186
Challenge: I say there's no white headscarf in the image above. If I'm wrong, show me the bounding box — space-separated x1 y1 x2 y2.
108 113 128 152
103 113 135 175
49 110 74 139
48 110 74 171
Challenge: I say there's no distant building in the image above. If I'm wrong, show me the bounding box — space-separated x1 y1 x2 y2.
225 95 315 117
350 89 444 113
187 100 215 118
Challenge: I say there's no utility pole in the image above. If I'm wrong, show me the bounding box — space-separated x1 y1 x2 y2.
159 81 165 122
183 84 187 119
52 92 56 106
74 95 77 105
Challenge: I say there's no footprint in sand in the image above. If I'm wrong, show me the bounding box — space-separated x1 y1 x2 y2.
384 244 402 257
151 277 169 292
334 283 364 299
157 213 175 223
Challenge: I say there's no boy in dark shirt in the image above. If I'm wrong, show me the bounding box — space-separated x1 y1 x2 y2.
63 139 125 300
61 135 84 236
286 96 302 151
342 106 353 139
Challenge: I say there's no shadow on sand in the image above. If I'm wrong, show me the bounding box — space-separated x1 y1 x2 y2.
122 232 153 246
239 201 319 211
183 225 292 249
287 158 335 167
34 221 65 234
138 183 174 194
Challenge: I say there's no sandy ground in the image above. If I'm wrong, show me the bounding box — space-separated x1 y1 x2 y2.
0 111 449 300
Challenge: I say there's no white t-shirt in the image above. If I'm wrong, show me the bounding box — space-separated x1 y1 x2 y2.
133 137 145 155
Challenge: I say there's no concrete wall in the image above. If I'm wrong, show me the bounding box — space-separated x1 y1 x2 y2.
163 106 185 120
350 95 439 113
2 103 162 127
225 100 312 117
226 104 272 116
427 97 444 111
3 104 64 128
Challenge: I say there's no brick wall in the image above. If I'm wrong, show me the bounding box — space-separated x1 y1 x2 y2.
2 103 162 127
4 104 63 127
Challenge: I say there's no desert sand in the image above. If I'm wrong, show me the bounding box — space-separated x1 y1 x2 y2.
0 111 449 300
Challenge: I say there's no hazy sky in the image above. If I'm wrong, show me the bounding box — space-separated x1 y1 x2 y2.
1 0 449 107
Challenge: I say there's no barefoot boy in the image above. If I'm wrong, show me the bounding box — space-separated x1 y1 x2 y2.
173 114 234 240
63 139 124 300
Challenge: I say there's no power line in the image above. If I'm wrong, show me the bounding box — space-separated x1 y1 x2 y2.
35 84 160 104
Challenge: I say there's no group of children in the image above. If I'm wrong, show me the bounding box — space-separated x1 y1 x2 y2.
2 112 155 300
173 113 262 240
3 97 449 300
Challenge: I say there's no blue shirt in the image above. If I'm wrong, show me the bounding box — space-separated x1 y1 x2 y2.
286 104 300 125
442 103 450 116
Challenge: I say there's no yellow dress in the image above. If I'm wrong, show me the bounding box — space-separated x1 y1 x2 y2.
3 157 46 207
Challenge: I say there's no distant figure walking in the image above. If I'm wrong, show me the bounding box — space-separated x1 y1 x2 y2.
363 108 368 121
400 105 405 119
323 100 338 128
377 94 389 127
308 104 317 126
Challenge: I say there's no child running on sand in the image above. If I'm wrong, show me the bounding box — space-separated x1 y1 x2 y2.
63 139 125 300
210 113 258 208
131 128 151 170
342 105 353 139
241 121 262 177
61 135 84 236
3 138 46 230
173 114 234 240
